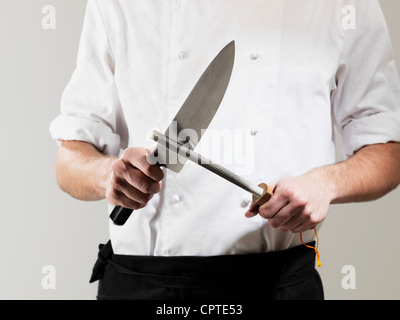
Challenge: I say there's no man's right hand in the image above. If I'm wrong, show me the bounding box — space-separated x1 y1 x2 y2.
106 148 165 210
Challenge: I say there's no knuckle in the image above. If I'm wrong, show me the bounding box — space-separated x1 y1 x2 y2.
283 187 295 199
158 168 165 181
295 197 307 208
109 175 123 190
141 160 154 176
308 215 319 226
268 220 278 228
274 219 284 228
303 207 313 217
266 212 276 220
140 180 153 194
142 159 163 181
111 160 125 175
141 193 153 204
258 208 269 219
111 161 120 173
122 148 134 160
152 182 161 194
152 167 164 182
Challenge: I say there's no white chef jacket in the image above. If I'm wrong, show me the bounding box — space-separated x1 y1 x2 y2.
50 0 400 256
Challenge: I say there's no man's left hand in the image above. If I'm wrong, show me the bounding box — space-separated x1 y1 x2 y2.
245 173 334 233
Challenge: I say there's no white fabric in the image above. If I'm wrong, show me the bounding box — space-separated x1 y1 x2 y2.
50 0 400 256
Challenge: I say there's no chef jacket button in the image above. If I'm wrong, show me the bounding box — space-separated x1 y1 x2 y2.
250 53 260 60
172 194 182 204
178 51 189 60
241 198 252 208
250 128 259 136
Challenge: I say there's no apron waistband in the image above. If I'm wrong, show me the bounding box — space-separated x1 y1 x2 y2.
90 241 317 289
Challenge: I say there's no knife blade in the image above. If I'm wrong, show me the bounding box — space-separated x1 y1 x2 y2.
110 41 236 226
158 40 236 173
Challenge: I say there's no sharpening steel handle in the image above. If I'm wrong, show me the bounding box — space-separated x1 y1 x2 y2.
253 183 274 206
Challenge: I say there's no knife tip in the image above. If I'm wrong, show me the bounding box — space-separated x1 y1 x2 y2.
226 40 235 56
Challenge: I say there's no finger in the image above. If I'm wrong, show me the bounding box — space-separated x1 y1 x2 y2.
258 192 288 220
276 209 306 232
106 186 146 210
113 160 161 195
120 178 155 204
268 204 302 229
246 184 278 218
277 217 302 232
122 148 165 182
257 182 291 220
290 222 311 234
124 164 162 195
291 217 319 234
108 172 155 204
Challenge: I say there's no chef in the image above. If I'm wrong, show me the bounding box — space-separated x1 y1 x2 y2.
50 0 400 300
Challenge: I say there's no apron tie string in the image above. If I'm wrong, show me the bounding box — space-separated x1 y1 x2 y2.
300 228 322 267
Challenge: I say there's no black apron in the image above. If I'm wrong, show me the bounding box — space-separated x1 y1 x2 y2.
90 241 324 300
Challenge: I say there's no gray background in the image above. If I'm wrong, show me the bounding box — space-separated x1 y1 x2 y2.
0 0 398 300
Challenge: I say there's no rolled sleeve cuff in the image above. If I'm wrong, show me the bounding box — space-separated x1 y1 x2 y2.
49 115 121 156
341 112 400 157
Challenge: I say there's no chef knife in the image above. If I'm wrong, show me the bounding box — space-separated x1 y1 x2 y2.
110 41 236 226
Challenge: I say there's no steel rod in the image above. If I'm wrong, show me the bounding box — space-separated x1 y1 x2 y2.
151 130 264 197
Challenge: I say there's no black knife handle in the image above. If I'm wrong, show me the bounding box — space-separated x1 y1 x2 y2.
110 206 134 226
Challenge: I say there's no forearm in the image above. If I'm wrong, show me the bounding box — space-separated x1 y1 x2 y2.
55 141 117 201
309 142 400 204
247 142 400 233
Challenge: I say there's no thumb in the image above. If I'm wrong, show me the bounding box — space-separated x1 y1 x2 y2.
245 202 260 218
245 183 277 218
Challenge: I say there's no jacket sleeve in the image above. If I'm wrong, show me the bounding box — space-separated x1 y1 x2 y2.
49 0 127 156
332 0 400 157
